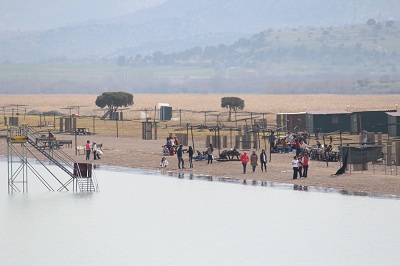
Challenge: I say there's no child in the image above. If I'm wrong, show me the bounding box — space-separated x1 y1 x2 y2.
160 157 169 167
162 145 170 156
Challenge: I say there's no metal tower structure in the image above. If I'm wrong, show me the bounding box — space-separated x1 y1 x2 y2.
6 124 99 193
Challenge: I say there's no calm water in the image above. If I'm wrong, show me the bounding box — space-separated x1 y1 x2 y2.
1 159 400 266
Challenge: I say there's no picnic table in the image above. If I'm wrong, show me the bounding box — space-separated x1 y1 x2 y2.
217 149 241 161
75 128 91 135
57 140 73 148
310 148 340 161
36 135 57 149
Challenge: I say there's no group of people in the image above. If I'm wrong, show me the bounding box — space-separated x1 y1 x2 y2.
85 140 103 161
316 140 333 151
160 142 215 169
159 142 312 180
164 136 181 156
270 131 310 156
239 149 268 174
291 154 309 179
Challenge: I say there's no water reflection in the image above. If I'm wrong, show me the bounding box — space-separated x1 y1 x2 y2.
153 165 399 199
1 155 399 199
73 192 95 199
2 159 400 266
293 184 309 191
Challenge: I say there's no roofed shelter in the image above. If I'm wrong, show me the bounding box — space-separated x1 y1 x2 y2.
276 112 306 132
306 110 351 133
351 110 396 134
387 112 400 137
277 110 351 133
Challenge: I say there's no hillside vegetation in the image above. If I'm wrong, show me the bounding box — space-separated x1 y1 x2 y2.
1 22 399 94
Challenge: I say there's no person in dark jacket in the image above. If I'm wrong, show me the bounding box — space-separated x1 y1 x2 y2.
250 150 258 172
260 149 267 172
177 144 184 169
207 144 214 164
188 146 194 168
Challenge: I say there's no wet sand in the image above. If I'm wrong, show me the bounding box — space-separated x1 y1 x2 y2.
2 134 400 197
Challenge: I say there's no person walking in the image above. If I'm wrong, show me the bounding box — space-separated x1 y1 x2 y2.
188 146 194 168
269 131 276 152
260 149 267 172
250 150 258 172
177 144 185 169
302 154 309 178
294 138 301 156
92 141 98 160
207 144 214 164
292 156 299 179
240 151 250 174
297 155 303 178
85 140 91 160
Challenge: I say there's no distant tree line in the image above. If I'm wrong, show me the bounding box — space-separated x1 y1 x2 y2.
117 21 400 72
1 21 400 94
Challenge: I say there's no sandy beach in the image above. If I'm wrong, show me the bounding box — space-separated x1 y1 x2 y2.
2 133 400 197
1 93 400 197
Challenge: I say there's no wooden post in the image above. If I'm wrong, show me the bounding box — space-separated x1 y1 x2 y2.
217 125 221 157
191 125 194 151
230 128 233 149
235 135 240 150
116 118 119 138
387 141 392 166
179 109 182 126
206 135 211 147
74 119 77 155
377 132 382 145
154 106 157 140
93 116 96 135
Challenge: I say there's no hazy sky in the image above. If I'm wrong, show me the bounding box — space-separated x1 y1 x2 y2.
0 0 165 30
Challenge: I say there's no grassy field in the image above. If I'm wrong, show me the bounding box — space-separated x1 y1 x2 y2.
0 64 215 82
1 94 399 141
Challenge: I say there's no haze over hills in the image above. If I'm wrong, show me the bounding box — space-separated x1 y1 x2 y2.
0 0 165 31
1 0 399 63
0 0 399 94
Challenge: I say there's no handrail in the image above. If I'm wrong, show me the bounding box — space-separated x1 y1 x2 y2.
23 125 76 168
11 124 99 192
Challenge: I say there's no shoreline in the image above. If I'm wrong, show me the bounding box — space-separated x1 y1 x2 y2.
2 93 400 200
111 164 400 199
3 154 398 200
2 133 400 198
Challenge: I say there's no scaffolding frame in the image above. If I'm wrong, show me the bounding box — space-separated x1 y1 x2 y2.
6 124 99 193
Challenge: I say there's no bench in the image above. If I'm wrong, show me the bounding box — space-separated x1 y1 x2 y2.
57 140 73 148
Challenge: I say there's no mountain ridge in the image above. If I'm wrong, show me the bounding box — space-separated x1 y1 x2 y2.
0 0 399 63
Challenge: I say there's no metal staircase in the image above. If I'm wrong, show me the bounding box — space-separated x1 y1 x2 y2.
7 125 99 193
100 109 112 120
26 137 75 178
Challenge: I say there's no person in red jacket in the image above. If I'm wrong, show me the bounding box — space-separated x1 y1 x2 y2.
240 151 250 174
302 154 310 178
294 138 301 156
85 140 91 161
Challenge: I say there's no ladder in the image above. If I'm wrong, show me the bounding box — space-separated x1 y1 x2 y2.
8 125 99 192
